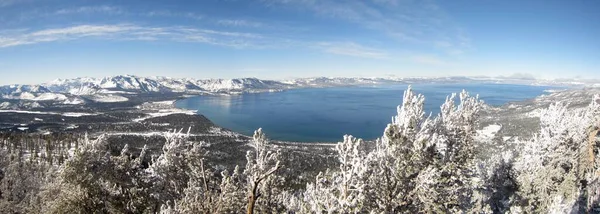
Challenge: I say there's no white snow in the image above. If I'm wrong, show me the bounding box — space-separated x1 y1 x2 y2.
152 100 176 105
89 94 129 102
99 90 137 94
133 108 197 122
1 92 68 101
0 102 11 109
62 112 98 117
0 110 99 117
17 127 29 131
507 104 519 109
63 98 85 105
34 118 43 121
526 109 542 118
18 92 36 99
31 93 68 101
475 124 502 142
543 89 566 93
104 130 225 137
66 124 79 130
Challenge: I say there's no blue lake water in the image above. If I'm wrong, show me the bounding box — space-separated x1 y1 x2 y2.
176 84 554 142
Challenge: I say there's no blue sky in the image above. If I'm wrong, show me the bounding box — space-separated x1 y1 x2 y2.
0 0 598 84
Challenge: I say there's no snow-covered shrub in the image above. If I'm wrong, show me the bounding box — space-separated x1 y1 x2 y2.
301 135 367 213
244 128 284 214
0 149 54 213
301 86 485 213
162 128 284 214
41 133 157 213
512 95 600 213
1 87 599 213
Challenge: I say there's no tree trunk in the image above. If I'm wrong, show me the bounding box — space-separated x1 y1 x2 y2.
247 181 259 214
247 195 256 214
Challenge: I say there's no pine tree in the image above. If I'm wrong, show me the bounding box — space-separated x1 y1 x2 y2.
244 128 283 214
512 95 600 212
302 135 367 213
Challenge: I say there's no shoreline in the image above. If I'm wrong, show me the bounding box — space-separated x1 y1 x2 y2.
170 83 583 145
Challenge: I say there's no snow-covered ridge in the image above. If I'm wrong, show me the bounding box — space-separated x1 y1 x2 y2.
2 75 599 106
43 75 293 95
0 75 295 105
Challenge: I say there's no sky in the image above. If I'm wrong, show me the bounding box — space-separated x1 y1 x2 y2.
0 0 598 85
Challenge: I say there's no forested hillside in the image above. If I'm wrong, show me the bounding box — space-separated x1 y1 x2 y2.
1 87 599 213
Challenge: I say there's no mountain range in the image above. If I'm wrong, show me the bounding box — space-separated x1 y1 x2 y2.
0 74 598 107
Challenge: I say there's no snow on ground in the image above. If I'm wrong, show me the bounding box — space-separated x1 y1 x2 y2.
0 110 99 117
475 124 502 142
104 130 224 137
2 92 69 101
66 125 79 130
99 89 137 94
62 112 99 117
207 126 242 137
88 94 129 102
63 98 85 105
526 109 542 118
0 102 10 109
152 100 176 105
543 89 566 93
17 127 29 131
137 100 177 110
133 108 197 122
133 100 197 122
507 104 519 109
32 93 68 101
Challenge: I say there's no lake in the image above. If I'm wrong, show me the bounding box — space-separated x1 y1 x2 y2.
175 83 554 142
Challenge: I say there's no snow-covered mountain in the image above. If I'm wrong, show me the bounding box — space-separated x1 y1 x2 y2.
42 75 293 95
0 84 51 94
1 74 598 107
192 78 292 92
284 77 389 87
0 84 72 102
0 75 297 107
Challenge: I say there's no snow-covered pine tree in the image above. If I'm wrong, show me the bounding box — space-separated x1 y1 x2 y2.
244 128 283 214
148 128 198 212
513 94 600 213
424 90 484 212
41 133 156 213
361 87 484 213
301 135 367 213
162 128 285 214
362 86 430 212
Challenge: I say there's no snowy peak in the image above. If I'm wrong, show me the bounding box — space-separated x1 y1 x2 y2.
0 84 51 94
41 75 290 95
0 84 69 102
287 77 386 87
194 78 291 92
97 75 165 92
4 74 594 105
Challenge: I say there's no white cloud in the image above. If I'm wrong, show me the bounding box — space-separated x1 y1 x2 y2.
316 42 388 59
0 24 404 58
54 6 123 15
262 0 470 56
0 24 273 49
217 19 264 28
30 25 135 37
0 0 18 7
145 10 203 20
